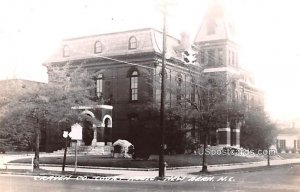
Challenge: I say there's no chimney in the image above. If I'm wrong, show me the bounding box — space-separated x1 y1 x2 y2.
174 32 191 53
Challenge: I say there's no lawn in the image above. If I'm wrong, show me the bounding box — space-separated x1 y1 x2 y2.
277 153 300 159
10 154 267 168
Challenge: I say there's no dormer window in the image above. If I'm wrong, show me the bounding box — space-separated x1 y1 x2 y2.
63 45 70 57
128 36 137 50
94 41 102 53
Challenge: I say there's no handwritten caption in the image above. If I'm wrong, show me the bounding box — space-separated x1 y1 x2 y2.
33 175 235 182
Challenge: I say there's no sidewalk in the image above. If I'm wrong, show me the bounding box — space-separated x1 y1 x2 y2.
1 154 300 178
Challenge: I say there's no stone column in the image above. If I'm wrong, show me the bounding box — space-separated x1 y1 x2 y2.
92 124 97 146
231 129 240 147
105 127 112 146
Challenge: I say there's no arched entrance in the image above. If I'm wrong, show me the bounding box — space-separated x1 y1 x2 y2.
82 119 94 146
104 116 112 145
71 105 113 149
81 110 96 146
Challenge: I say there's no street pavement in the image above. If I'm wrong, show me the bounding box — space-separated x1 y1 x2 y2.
1 164 300 192
1 153 300 178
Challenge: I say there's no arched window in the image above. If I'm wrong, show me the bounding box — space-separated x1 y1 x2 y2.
130 71 138 101
96 74 103 99
63 45 70 57
128 36 137 50
94 41 102 53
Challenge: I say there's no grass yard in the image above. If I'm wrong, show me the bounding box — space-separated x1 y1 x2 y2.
278 153 300 159
10 154 267 168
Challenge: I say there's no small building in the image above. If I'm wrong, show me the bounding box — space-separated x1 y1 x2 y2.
276 128 300 153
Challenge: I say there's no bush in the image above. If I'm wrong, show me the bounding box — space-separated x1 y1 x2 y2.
132 150 150 160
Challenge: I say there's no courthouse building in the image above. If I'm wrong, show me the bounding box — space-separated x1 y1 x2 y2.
44 3 263 150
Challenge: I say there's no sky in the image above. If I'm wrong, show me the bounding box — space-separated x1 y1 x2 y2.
0 0 300 126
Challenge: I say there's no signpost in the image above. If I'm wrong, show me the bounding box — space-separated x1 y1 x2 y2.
69 123 83 140
62 131 69 173
64 123 83 173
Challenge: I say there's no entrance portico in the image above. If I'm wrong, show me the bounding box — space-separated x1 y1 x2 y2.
71 105 113 148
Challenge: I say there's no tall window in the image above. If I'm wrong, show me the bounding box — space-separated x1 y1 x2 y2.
129 36 137 50
130 71 138 101
200 50 205 64
190 78 196 103
63 45 70 57
176 74 182 101
207 49 215 66
232 51 235 66
96 74 103 98
218 48 223 65
94 41 102 53
228 49 232 65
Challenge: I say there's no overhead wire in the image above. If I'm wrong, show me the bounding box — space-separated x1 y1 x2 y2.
62 38 242 91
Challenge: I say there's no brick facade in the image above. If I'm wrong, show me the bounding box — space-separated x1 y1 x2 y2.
44 5 263 149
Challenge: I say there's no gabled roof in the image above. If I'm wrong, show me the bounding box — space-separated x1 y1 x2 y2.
194 1 236 43
44 28 182 64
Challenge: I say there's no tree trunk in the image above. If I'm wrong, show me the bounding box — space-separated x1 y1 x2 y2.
201 132 208 172
34 119 40 169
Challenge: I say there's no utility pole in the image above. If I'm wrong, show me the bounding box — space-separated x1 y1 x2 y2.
159 3 167 179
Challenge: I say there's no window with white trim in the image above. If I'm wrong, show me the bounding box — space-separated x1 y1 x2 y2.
129 36 137 50
130 71 138 101
94 41 102 53
96 74 103 98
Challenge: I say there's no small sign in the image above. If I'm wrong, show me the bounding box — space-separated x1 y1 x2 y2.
69 123 82 140
63 131 69 138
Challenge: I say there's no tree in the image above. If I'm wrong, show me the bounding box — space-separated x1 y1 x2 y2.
157 46 254 172
0 63 97 169
241 108 277 151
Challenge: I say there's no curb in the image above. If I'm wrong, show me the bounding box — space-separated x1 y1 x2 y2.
2 163 300 179
0 162 300 180
2 160 284 171
5 163 158 171
5 159 300 172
